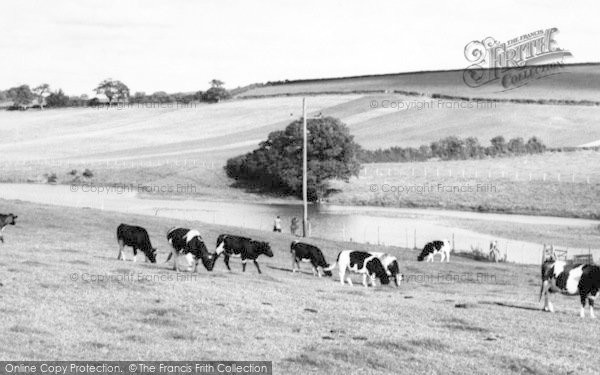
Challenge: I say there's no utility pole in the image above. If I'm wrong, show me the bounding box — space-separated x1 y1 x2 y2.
302 97 308 237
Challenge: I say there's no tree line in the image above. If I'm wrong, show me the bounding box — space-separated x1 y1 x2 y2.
0 78 231 110
357 135 546 163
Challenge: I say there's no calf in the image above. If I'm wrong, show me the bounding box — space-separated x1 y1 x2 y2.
540 260 600 318
116 224 157 263
290 241 332 277
166 227 216 272
216 234 273 274
325 250 390 287
418 240 451 262
369 252 402 287
0 213 18 243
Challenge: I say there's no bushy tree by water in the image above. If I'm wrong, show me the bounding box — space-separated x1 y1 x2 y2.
226 117 361 201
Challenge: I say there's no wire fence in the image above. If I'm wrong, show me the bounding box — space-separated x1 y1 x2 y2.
358 166 598 184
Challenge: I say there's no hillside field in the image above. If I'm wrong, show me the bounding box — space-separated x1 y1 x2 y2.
1 93 600 168
1 199 599 374
239 64 600 101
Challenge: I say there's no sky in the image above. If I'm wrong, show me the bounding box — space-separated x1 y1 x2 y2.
0 0 598 96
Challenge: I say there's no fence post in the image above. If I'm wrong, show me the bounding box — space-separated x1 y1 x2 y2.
452 233 455 251
414 229 417 249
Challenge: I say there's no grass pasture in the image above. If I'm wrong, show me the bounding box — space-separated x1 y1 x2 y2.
332 150 600 219
1 199 599 374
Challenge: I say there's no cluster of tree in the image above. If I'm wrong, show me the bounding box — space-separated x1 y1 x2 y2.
128 80 230 105
1 78 231 110
357 136 546 163
225 117 361 201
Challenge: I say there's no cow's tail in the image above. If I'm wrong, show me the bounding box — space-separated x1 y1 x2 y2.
324 252 341 272
165 252 173 263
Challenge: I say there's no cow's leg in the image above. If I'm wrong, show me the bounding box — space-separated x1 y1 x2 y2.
346 275 353 286
588 295 596 319
362 274 369 287
223 254 231 271
132 247 138 262
117 240 125 260
339 268 346 285
242 258 247 272
440 251 445 262
445 251 450 262
370 275 377 287
540 280 553 312
193 257 200 273
253 260 262 274
580 292 587 318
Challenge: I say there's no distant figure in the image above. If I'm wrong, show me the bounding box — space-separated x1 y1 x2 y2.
489 240 500 262
273 216 282 233
542 244 556 262
290 217 299 236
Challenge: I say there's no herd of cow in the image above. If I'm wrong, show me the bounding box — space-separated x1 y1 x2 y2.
116 224 453 287
1 214 600 318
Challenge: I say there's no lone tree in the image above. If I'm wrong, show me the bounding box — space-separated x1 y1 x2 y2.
226 116 361 201
209 79 224 88
7 85 34 107
33 83 50 109
95 79 130 105
203 79 230 103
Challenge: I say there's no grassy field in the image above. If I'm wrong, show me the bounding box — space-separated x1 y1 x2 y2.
331 150 600 219
239 63 600 101
0 199 599 374
1 92 599 169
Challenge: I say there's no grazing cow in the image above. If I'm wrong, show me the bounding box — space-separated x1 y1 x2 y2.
215 234 273 274
418 240 451 262
369 252 403 287
325 250 390 287
0 213 18 243
165 227 216 272
539 259 600 318
290 241 332 277
116 224 157 263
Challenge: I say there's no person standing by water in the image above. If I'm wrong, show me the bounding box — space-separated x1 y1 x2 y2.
290 217 299 236
273 215 282 232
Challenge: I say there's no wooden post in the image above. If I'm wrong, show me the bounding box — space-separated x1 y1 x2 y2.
452 233 455 251
302 98 308 237
413 229 417 249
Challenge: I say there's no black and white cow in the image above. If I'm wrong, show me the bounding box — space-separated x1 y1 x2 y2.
325 250 390 287
215 234 273 274
116 224 157 263
540 259 600 318
369 252 403 287
0 213 18 243
165 227 216 272
290 241 332 277
417 240 451 262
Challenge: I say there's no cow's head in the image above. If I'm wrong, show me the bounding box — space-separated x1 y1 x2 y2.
417 251 426 262
257 241 273 257
7 214 17 225
201 252 218 271
323 269 333 277
366 257 390 285
145 247 157 263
